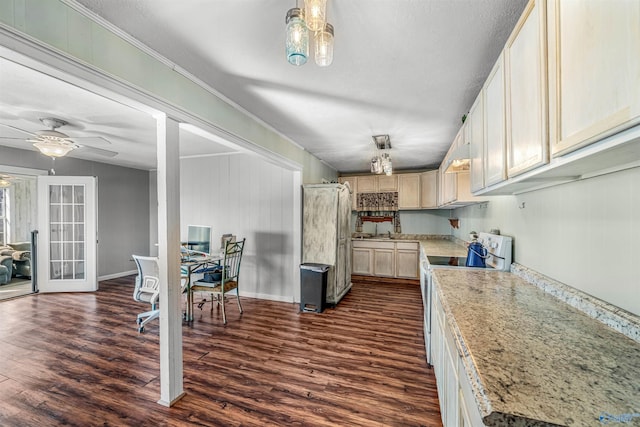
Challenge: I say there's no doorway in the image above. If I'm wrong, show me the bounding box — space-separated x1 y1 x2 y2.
0 166 43 301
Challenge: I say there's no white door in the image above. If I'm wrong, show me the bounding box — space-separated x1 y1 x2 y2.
37 176 97 292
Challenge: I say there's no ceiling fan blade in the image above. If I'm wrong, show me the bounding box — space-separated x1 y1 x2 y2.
0 123 38 137
0 137 33 143
71 136 112 145
76 145 118 157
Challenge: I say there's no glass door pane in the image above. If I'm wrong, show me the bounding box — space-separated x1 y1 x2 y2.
48 184 85 280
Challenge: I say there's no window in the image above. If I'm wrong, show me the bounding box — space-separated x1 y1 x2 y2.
0 188 6 245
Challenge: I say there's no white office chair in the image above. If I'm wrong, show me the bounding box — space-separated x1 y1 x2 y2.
132 255 161 333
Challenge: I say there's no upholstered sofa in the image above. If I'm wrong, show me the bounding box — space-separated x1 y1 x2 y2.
0 255 12 285
0 242 32 282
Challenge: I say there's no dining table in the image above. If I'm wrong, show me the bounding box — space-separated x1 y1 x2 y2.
181 253 223 321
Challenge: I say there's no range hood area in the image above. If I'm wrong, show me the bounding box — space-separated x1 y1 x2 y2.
444 142 470 173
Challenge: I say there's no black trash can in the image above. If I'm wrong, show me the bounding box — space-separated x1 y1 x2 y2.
300 263 330 313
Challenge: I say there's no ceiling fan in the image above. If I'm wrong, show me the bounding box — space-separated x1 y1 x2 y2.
0 117 118 158
0 173 14 188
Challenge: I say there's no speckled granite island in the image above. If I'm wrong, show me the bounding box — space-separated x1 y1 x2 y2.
432 268 640 426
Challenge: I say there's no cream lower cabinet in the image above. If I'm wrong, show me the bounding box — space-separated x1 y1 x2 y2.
352 246 374 275
396 242 419 279
373 246 395 277
547 0 640 157
431 283 486 427
351 240 418 279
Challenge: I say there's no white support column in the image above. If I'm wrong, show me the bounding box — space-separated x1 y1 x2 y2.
155 114 185 406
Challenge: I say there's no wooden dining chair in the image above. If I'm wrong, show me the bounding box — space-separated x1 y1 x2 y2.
191 238 246 324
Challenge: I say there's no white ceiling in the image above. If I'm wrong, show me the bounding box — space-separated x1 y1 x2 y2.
1 0 527 173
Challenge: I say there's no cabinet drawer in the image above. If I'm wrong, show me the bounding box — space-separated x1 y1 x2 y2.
395 241 418 251
352 240 395 249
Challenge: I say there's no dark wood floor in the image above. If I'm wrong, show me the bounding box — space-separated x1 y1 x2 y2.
0 276 442 426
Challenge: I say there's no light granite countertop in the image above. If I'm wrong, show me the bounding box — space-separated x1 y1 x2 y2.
432 268 640 426
418 238 468 258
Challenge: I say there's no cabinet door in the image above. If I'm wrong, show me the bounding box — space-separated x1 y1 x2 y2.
484 53 507 186
373 249 395 277
356 175 377 193
505 0 548 178
377 175 398 192
338 176 357 211
455 172 475 203
468 93 485 192
420 170 438 208
548 0 640 156
398 174 421 209
439 167 457 206
396 250 418 279
352 247 373 275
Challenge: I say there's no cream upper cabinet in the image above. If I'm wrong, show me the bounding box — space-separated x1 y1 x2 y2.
483 53 507 187
547 0 640 157
338 176 357 210
377 175 398 192
398 173 421 209
439 166 457 206
505 0 549 178
420 170 438 209
467 93 485 193
356 175 377 193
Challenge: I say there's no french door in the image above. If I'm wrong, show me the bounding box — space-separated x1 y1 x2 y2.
37 176 97 292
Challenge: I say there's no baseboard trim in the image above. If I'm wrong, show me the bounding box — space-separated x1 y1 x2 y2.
239 291 294 304
99 270 137 281
351 275 420 286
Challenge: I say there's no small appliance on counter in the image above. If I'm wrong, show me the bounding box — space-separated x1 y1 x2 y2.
465 231 487 268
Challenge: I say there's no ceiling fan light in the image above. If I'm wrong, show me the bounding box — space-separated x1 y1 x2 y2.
304 0 327 32
315 23 334 67
33 140 76 157
286 7 309 66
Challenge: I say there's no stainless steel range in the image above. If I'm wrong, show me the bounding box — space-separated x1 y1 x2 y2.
420 232 513 365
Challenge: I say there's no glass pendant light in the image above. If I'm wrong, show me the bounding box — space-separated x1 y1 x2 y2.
285 8 309 66
382 153 393 176
315 23 334 67
304 0 327 32
33 140 76 157
370 155 382 174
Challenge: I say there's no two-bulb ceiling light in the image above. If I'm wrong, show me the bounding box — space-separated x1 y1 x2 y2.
370 135 393 176
286 0 334 67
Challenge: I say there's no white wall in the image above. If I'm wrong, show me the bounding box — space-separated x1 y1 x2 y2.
179 154 296 302
452 167 640 316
